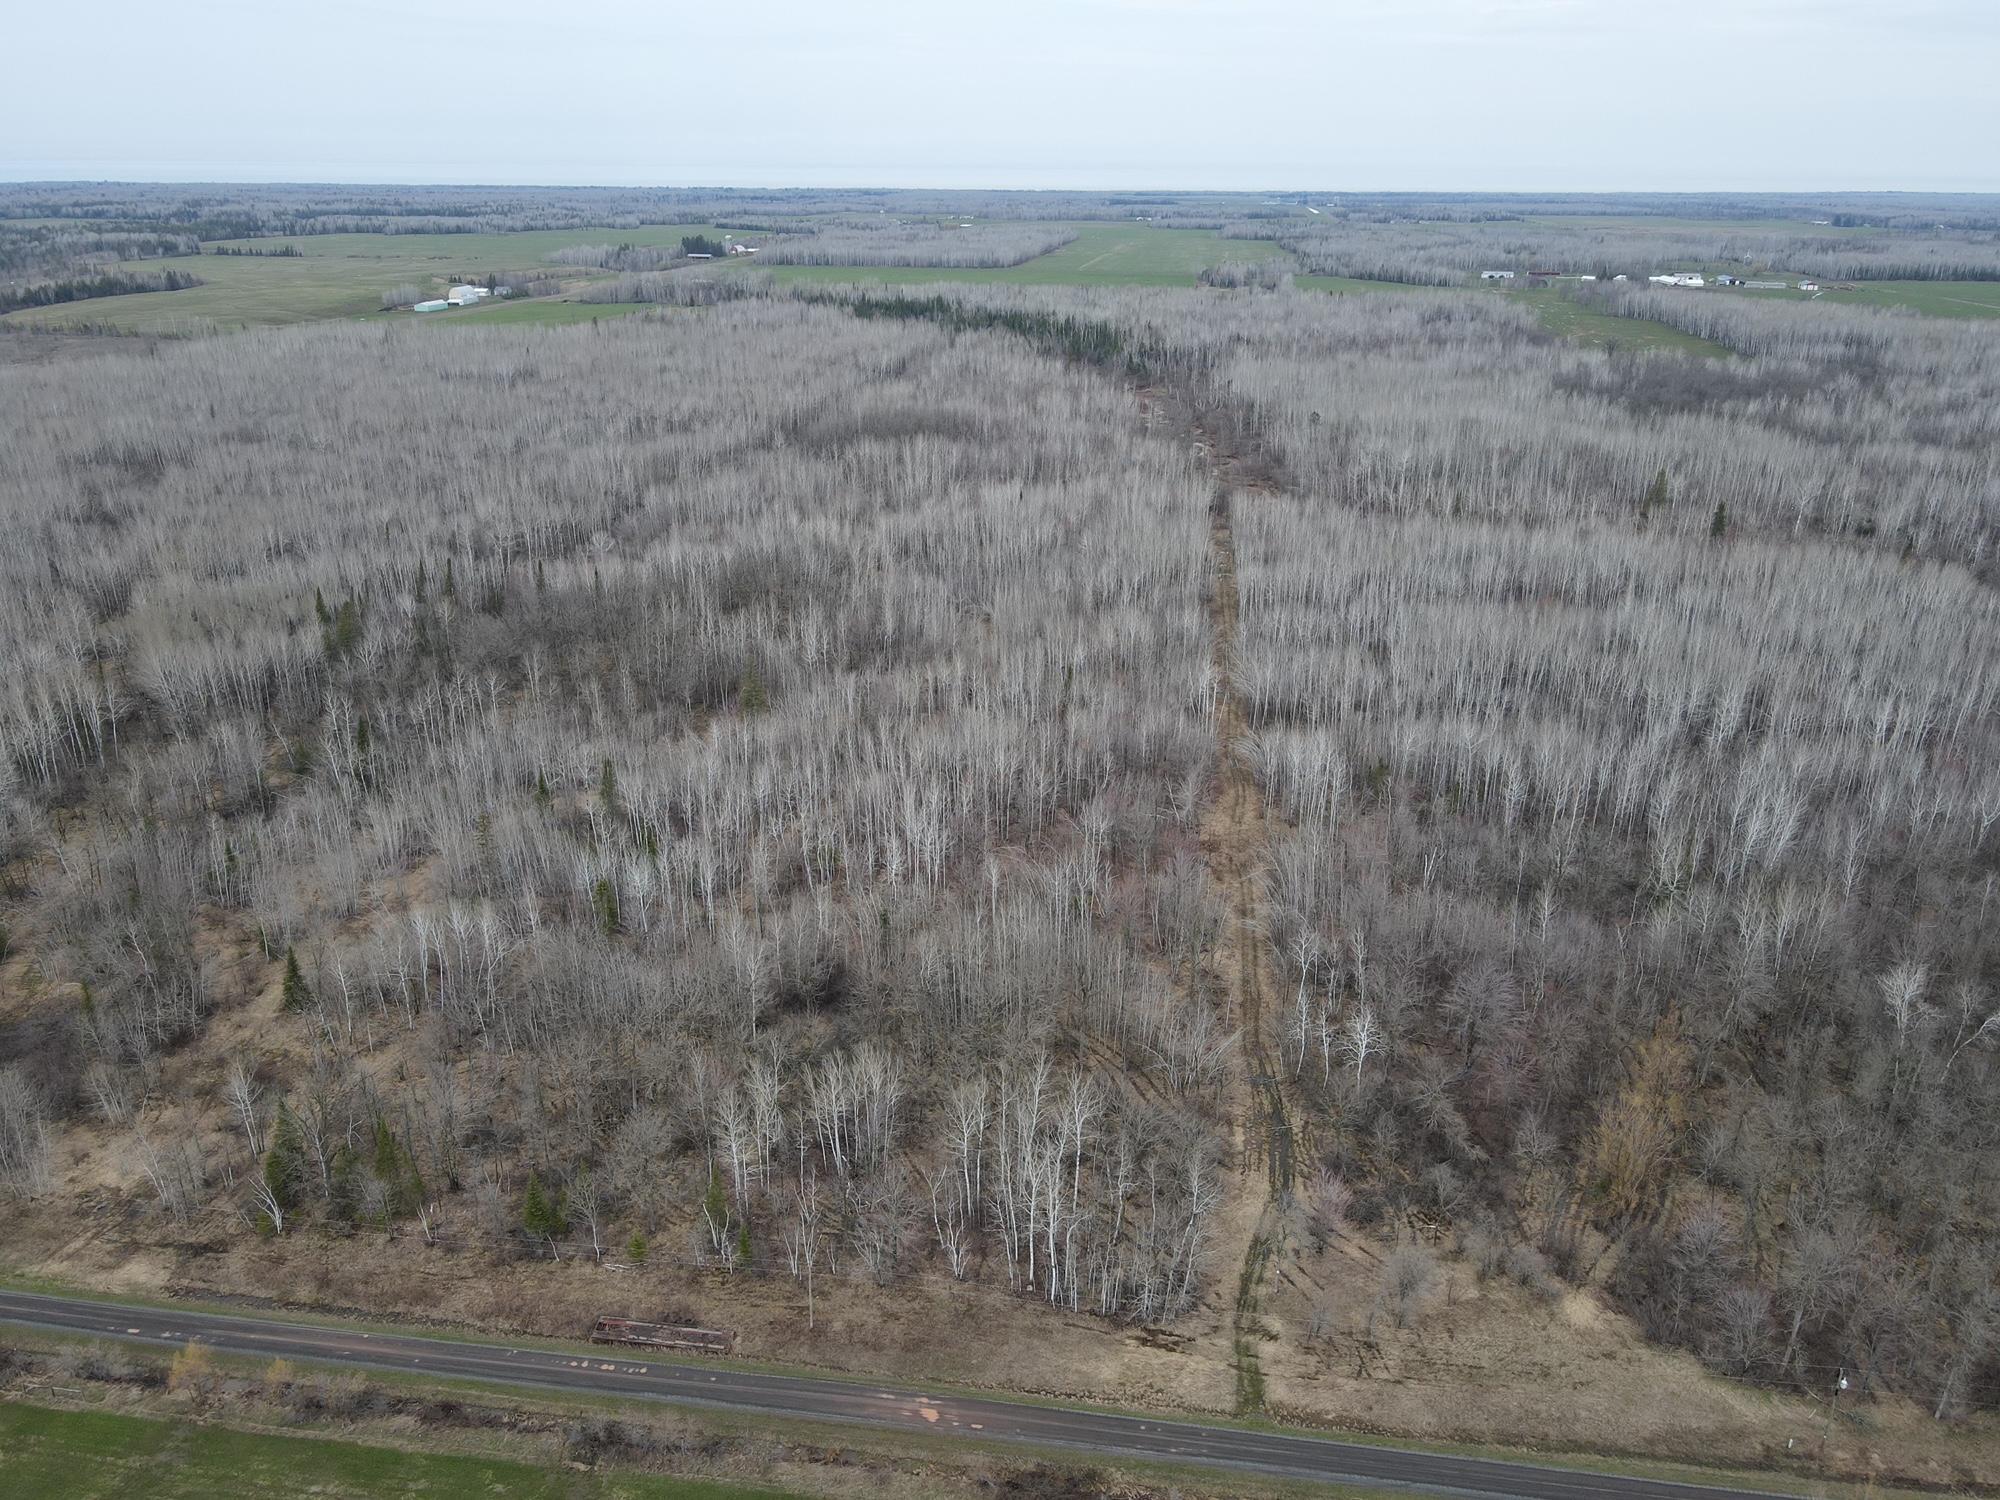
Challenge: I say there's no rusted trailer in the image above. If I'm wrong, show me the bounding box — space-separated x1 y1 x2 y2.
589 1317 734 1354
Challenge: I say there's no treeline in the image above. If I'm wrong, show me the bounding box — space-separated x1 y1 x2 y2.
0 224 198 278
0 267 204 316
576 270 769 305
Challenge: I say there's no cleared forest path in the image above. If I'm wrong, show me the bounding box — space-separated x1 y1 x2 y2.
1174 401 1295 1417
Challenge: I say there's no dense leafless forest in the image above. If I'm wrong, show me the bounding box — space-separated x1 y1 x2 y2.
0 303 1231 1321
2 193 1998 1431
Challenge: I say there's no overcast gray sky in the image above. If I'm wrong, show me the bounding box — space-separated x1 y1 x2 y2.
6 0 1996 191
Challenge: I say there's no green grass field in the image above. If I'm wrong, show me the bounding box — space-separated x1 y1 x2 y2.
10 212 1992 338
372 299 655 327
0 225 732 332
1503 285 1733 356
0 1401 800 1500
1738 279 2000 318
758 224 1284 288
2 222 1283 331
1294 274 1732 356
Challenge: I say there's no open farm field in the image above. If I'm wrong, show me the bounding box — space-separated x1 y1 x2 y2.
1296 275 1731 355
760 223 1285 286
1504 284 1732 354
0 224 733 332
370 297 655 327
0 1401 798 1500
1739 278 2000 318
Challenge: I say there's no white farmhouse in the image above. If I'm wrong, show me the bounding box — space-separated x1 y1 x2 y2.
1480 269 1516 280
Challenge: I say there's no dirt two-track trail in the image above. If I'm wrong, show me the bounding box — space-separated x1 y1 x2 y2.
1167 397 1298 1416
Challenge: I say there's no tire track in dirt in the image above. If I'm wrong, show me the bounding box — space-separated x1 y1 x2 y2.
1181 411 1295 1417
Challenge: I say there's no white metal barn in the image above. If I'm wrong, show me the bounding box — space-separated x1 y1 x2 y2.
413 300 448 312
446 285 490 305
1480 269 1516 280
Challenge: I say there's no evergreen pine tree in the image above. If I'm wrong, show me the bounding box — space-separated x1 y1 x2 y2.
523 1172 567 1247
280 946 312 1012
1641 467 1669 520
598 757 619 811
523 1172 552 1238
372 1118 400 1181
591 877 620 936
740 663 768 715
328 1143 361 1224
1710 502 1728 538
262 1110 305 1228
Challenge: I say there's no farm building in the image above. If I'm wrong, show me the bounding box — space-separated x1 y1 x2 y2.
1648 273 1706 288
1479 269 1515 280
412 300 448 312
446 285 490 306
727 243 759 256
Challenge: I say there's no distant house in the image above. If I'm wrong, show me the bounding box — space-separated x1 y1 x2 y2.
1479 269 1515 280
727 243 759 256
1715 275 1741 287
1798 281 1821 292
446 284 490 306
685 252 714 260
413 300 448 313
1648 273 1706 288
1611 273 1629 282
1576 274 1597 282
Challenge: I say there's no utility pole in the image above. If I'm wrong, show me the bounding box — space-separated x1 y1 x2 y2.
1819 1366 1848 1466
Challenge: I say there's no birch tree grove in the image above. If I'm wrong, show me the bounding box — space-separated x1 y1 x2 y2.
0 300 1228 1324
3 247 1997 1414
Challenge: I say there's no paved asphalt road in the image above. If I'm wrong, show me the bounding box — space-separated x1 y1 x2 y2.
0 1288 1800 1499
